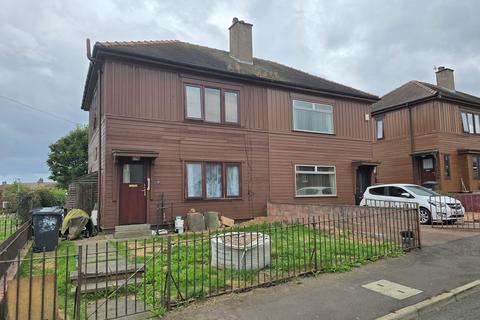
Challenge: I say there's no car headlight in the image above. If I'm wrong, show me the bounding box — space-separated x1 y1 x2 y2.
428 200 446 207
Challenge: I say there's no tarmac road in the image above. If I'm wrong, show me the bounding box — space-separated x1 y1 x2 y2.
421 290 480 320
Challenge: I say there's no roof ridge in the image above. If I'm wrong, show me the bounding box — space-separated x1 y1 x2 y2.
97 40 180 47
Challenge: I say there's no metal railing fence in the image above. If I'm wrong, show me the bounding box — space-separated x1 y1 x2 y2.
0 203 420 319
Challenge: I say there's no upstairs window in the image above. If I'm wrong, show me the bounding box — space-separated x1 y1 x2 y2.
204 88 221 122
376 118 384 140
293 100 334 134
184 84 239 124
461 111 480 134
225 91 239 123
186 86 202 119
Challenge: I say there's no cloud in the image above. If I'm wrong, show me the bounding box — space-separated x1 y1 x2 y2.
0 0 479 182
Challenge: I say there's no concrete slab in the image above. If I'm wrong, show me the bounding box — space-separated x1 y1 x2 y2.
362 280 422 300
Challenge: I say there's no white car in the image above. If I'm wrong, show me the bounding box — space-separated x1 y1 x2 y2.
359 183 465 224
296 187 334 196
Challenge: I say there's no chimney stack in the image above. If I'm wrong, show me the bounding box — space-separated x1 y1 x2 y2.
229 17 253 64
435 66 455 91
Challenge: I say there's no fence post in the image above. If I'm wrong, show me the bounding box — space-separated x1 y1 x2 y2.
75 245 82 320
312 216 318 271
415 204 422 249
165 237 172 310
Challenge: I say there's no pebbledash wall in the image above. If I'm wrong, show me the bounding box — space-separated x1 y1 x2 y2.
88 59 376 230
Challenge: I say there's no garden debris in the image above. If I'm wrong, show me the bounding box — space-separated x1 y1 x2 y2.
61 208 90 240
204 211 221 230
220 215 235 227
187 211 206 232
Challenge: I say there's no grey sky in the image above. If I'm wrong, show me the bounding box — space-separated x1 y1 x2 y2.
1 0 479 183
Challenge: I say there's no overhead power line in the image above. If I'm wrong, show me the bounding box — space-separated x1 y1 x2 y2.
0 95 82 125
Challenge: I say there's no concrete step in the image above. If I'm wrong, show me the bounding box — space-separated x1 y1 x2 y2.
71 276 145 294
115 224 152 240
115 224 151 232
70 264 145 282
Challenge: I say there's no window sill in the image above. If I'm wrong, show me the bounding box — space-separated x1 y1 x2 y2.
184 197 243 202
184 119 241 128
294 195 338 198
292 129 335 136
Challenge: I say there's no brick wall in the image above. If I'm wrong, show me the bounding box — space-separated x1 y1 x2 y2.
454 194 480 212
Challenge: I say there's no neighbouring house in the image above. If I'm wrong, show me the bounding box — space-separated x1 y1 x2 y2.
372 67 480 192
81 18 379 231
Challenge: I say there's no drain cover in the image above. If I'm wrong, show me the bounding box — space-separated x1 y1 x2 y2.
362 280 422 300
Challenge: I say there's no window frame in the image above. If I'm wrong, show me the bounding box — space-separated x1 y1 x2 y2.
294 164 337 198
204 87 222 123
292 99 335 135
224 90 240 125
473 155 480 180
184 84 204 120
376 117 384 140
461 111 480 134
184 161 242 200
444 154 451 179
184 82 240 126
184 161 204 200
387 186 410 198
225 163 241 197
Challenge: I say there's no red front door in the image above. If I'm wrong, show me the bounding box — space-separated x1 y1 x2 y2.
119 161 147 225
421 157 436 183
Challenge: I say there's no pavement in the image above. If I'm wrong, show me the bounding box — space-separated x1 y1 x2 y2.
421 290 480 320
164 226 480 320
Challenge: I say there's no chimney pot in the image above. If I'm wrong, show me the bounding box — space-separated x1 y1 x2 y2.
229 18 253 64
435 67 455 91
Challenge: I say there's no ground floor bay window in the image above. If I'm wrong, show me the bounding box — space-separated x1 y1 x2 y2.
185 161 241 199
295 165 337 197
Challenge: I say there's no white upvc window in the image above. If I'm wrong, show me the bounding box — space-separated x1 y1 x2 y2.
376 118 384 139
461 111 480 134
295 165 337 197
293 100 334 134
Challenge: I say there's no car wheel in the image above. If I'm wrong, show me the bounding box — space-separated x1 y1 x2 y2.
419 207 432 225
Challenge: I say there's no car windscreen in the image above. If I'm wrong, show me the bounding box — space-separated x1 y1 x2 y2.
405 185 439 196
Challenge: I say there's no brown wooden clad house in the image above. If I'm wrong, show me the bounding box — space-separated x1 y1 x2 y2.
373 67 480 193
81 18 379 231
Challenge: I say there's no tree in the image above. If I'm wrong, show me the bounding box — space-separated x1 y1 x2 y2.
47 126 88 189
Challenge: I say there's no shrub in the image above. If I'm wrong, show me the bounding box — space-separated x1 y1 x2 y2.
2 184 67 222
17 191 41 222
35 186 67 207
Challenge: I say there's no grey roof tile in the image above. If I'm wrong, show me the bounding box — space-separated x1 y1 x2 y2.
372 80 480 113
93 40 378 101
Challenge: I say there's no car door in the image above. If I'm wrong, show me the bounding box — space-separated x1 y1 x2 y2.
385 186 415 208
364 186 388 206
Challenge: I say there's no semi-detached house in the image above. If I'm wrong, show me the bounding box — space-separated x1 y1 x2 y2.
81 18 379 231
373 67 480 193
